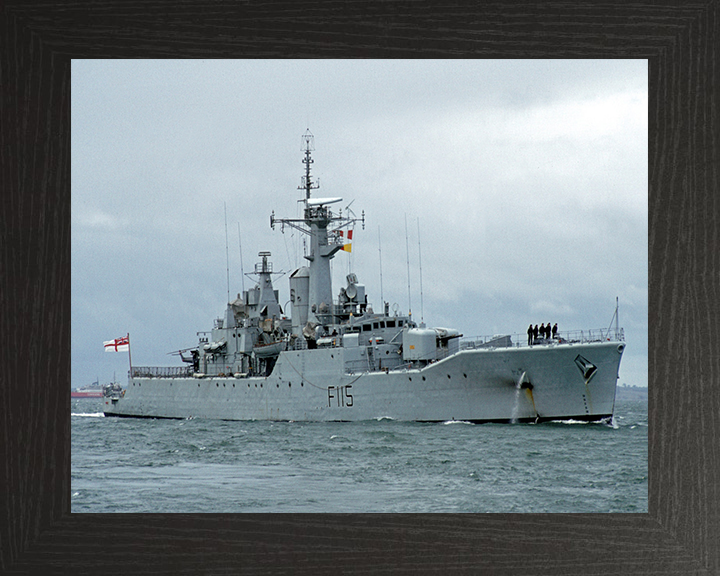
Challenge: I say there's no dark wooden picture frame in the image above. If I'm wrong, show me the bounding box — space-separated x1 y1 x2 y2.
1 2 716 574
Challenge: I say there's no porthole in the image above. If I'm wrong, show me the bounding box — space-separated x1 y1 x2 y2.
277 383 279 388
288 383 291 388
447 374 451 379
422 376 426 381
216 383 219 387
233 383 235 388
198 383 200 387
223 383 226 387
463 373 467 378
409 377 412 382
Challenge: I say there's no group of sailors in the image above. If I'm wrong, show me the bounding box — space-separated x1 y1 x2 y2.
527 322 558 345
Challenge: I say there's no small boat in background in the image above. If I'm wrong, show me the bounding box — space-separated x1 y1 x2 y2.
71 379 104 398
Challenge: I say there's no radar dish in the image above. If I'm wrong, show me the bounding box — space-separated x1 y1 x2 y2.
346 284 357 299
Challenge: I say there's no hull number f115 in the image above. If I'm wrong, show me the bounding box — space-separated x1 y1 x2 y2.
328 385 353 407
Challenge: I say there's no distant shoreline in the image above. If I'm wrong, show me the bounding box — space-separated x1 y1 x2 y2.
616 384 648 402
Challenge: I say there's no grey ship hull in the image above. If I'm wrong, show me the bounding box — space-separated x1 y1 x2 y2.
104 340 623 423
103 132 625 423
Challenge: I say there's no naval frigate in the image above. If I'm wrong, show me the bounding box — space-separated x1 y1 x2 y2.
103 131 625 423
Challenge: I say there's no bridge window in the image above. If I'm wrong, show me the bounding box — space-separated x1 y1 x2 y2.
386 320 396 328
363 324 371 332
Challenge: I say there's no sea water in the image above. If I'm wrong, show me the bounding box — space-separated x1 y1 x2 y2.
71 397 647 513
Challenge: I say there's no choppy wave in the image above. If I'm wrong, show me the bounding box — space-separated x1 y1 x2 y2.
71 398 647 513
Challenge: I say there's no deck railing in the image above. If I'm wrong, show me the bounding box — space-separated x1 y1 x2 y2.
130 328 624 379
131 366 193 378
460 327 625 351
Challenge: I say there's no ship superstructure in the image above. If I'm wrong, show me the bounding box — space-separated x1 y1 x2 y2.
104 131 625 423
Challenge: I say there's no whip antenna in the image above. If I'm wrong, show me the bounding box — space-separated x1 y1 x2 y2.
378 225 384 312
237 222 245 293
417 217 424 324
405 214 412 318
224 202 230 303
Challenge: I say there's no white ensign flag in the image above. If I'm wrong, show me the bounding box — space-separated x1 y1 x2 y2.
104 336 129 352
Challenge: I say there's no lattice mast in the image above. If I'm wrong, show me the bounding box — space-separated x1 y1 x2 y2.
300 129 319 200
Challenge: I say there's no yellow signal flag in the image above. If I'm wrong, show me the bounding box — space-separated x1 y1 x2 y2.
342 243 352 252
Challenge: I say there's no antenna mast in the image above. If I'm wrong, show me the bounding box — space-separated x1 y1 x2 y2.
378 225 384 312
224 202 230 303
606 297 621 339
405 214 412 318
417 217 424 324
615 296 619 338
300 129 319 200
237 222 245 293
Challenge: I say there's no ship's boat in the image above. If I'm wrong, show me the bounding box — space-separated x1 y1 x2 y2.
253 340 287 358
104 131 625 423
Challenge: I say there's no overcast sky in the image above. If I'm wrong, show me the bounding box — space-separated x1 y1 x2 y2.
71 59 647 389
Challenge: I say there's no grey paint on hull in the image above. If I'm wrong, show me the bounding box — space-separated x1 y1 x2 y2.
103 132 625 424
104 341 622 422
